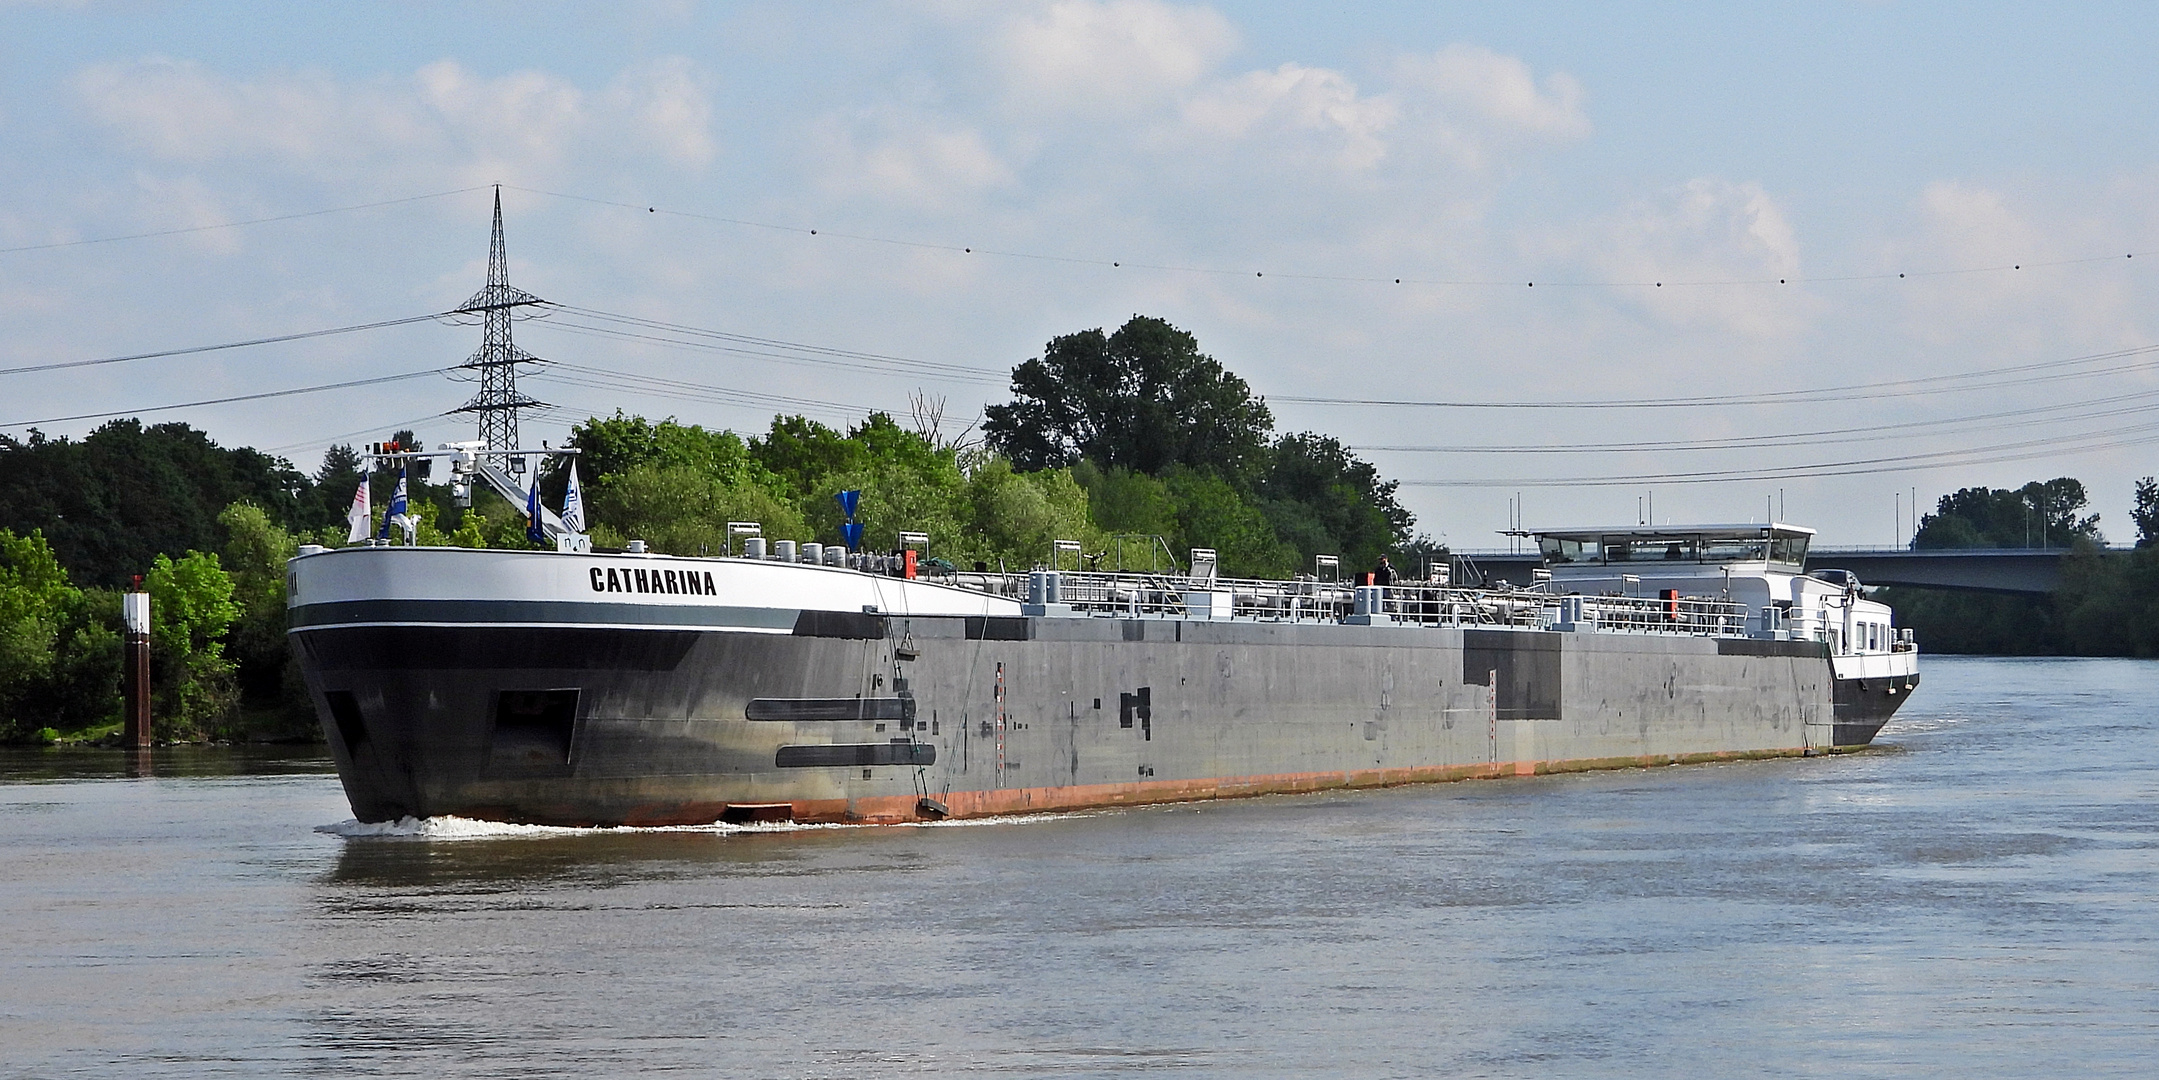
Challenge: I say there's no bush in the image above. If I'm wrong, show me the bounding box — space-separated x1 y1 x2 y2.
144 550 241 740
0 529 120 741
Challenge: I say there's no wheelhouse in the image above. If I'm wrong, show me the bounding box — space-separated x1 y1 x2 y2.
1536 524 1814 572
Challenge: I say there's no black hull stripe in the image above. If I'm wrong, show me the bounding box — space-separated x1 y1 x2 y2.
290 599 796 632
748 697 910 722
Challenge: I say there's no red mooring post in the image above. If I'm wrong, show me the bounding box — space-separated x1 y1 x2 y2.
122 587 152 751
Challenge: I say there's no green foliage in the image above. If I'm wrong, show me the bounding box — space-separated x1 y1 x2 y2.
1914 478 2101 549
2051 540 2159 656
984 318 1413 576
1878 587 2069 656
962 458 1099 569
2134 477 2159 548
446 506 492 549
815 451 969 556
984 316 1275 480
216 503 315 736
587 463 808 556
1162 468 1296 578
0 421 324 588
567 411 786 494
1887 494 2159 657
1891 477 2115 655
756 413 960 541
1257 433 1411 572
0 529 121 740
563 412 805 554
752 414 873 501
1072 462 1176 538
144 550 241 739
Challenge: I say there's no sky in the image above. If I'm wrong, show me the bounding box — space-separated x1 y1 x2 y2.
4 1 2159 551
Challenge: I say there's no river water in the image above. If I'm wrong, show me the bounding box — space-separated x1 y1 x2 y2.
3 656 2155 1078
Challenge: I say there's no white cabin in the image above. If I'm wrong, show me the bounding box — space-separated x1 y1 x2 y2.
1532 523 1912 661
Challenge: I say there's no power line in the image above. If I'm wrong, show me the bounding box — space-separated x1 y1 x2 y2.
541 304 1006 382
1355 386 2159 454
0 187 487 255
0 312 447 379
530 362 873 415
0 368 451 430
1399 417 2159 488
1280 342 2159 410
265 411 456 457
507 183 2158 291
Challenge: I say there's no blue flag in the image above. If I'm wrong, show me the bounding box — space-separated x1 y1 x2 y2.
835 489 861 520
841 521 864 551
525 474 546 544
379 468 408 540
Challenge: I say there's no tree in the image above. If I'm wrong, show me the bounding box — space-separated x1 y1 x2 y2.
144 550 241 739
963 458 1098 569
752 415 872 501
2134 477 2159 548
1913 478 2101 549
567 412 784 492
1072 461 1178 539
312 444 365 528
0 530 134 743
0 420 320 588
586 464 808 557
218 503 314 734
1257 433 1412 572
984 316 1275 480
1162 468 1295 578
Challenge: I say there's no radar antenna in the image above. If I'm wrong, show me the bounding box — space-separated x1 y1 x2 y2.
451 186 548 453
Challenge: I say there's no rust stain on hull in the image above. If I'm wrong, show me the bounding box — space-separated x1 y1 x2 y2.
762 747 1818 826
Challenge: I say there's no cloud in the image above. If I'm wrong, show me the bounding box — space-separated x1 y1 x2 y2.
127 172 244 254
995 0 1240 114
71 55 719 183
1888 179 2154 354
604 57 719 166
1181 62 1397 171
1566 177 1813 337
1396 44 1587 139
982 6 1586 188
1384 44 1589 172
812 107 1015 207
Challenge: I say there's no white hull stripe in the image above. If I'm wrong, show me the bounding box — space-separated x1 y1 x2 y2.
289 599 799 632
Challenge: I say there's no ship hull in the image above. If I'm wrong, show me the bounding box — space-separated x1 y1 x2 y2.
291 547 1913 826
294 607 1912 825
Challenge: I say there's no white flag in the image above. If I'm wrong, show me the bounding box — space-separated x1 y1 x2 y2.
344 470 371 543
561 463 586 533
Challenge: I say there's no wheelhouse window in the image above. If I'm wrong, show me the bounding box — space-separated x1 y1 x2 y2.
1700 536 1769 563
1770 535 1809 568
1540 537 1597 564
1605 536 1699 563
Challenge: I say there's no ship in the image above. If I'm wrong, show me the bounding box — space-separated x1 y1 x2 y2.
291 447 1919 826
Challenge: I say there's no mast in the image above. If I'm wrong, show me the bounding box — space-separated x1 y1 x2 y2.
452 187 548 453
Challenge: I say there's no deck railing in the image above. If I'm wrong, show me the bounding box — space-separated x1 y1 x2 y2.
930 568 1754 637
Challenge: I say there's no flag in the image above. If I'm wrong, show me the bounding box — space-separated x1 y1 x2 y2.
345 468 371 543
380 468 409 541
525 471 547 544
561 463 585 533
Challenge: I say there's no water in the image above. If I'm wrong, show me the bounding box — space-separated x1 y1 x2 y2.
4 656 2155 1078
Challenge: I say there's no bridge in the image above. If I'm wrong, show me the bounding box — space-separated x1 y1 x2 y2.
1451 547 2099 595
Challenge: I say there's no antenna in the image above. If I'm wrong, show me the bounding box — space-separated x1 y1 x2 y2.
451 187 549 452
